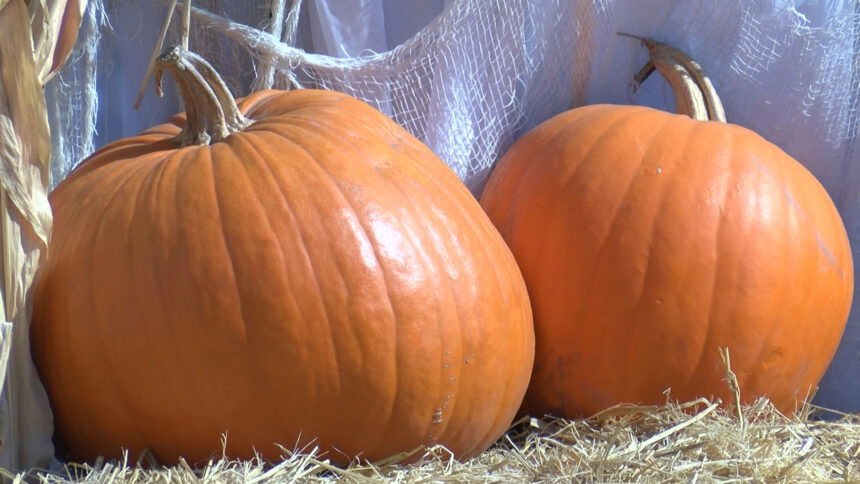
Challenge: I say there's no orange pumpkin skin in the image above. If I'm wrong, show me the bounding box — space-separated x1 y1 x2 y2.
32 89 534 464
480 104 853 418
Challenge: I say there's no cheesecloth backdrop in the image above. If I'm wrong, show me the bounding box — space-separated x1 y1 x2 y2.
26 0 859 469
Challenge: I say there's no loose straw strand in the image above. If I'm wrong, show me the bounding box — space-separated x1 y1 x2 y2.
132 0 178 109
720 347 746 433
181 0 192 50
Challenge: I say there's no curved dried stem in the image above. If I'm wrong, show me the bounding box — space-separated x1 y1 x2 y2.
154 46 250 146
619 33 726 122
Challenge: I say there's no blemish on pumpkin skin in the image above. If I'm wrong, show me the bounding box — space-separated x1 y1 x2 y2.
813 231 840 274
760 347 785 370
372 163 392 175
432 408 444 424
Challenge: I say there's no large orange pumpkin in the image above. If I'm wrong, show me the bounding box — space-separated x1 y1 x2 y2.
31 47 534 464
480 38 853 418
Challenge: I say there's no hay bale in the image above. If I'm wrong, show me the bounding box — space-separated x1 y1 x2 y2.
25 398 859 483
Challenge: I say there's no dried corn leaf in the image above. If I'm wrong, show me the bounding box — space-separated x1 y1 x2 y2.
28 0 89 84
1 0 52 244
0 0 58 473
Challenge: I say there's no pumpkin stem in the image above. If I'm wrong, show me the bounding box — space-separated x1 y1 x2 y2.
619 33 726 122
154 45 251 146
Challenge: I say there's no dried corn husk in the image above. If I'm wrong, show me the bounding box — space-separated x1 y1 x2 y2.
29 0 89 84
0 0 87 473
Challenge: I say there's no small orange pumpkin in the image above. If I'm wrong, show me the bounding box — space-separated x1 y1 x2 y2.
480 38 853 418
32 47 534 464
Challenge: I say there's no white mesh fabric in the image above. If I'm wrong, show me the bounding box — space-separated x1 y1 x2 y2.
45 0 860 413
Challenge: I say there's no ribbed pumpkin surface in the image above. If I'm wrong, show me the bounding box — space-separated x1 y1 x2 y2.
480 104 853 418
32 89 534 464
